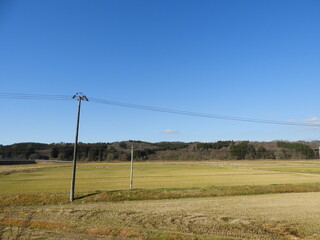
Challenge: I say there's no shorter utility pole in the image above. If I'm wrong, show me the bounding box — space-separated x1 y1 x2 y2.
319 146 320 159
70 92 88 202
130 145 134 190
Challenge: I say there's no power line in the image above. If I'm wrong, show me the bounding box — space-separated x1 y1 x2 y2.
1 92 319 127
89 97 320 127
0 93 72 101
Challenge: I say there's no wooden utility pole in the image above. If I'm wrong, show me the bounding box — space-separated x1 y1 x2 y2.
130 145 134 190
70 93 88 202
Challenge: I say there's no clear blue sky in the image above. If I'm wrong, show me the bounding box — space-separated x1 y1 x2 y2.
0 0 319 145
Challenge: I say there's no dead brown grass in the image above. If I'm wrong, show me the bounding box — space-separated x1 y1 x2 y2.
4 192 319 239
1 183 320 208
0 217 229 240
0 218 66 231
85 226 142 238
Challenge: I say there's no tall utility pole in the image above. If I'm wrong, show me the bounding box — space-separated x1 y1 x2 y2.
70 93 89 202
130 145 134 190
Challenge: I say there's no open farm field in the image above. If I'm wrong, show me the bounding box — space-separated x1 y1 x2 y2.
1 160 320 239
1 160 320 194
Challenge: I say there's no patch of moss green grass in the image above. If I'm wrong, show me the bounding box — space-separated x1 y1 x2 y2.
265 167 320 174
1 182 320 207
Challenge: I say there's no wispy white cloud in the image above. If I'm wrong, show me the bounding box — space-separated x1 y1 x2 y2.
162 129 179 134
285 116 320 129
305 116 320 123
304 116 320 129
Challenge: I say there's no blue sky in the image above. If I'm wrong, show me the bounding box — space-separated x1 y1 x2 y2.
0 0 319 145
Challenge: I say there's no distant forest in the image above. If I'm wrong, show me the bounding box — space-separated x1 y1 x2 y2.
0 140 319 161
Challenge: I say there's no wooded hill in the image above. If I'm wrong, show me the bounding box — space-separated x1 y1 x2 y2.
0 140 319 161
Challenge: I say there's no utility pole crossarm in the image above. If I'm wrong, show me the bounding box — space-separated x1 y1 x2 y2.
72 92 89 102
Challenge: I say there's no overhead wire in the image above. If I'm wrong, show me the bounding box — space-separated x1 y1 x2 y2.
89 97 320 127
0 93 72 101
0 92 319 127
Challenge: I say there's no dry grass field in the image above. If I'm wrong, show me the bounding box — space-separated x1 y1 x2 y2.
1 160 320 239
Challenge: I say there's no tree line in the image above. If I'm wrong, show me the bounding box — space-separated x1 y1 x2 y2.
0 140 317 161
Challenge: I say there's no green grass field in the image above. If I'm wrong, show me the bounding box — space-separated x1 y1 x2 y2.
1 160 320 194
1 160 320 240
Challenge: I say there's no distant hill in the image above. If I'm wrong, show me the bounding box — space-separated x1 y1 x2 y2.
0 140 319 161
